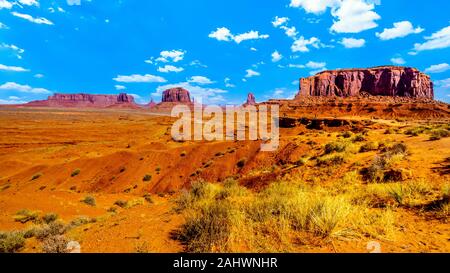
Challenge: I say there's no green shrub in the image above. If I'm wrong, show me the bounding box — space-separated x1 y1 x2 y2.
316 154 345 167
114 200 128 208
429 129 450 141
31 173 42 181
340 131 353 138
324 141 347 154
42 213 58 224
71 169 81 177
0 231 25 253
81 196 96 206
41 235 69 253
359 142 379 153
237 158 247 168
14 209 40 224
352 134 366 142
143 194 153 203
143 174 152 182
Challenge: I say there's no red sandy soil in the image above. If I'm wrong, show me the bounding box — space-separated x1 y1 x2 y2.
0 106 448 253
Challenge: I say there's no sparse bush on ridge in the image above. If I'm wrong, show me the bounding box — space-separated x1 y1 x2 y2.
324 141 347 154
71 169 81 177
429 129 450 141
14 209 40 224
81 196 96 206
31 173 42 181
143 174 152 182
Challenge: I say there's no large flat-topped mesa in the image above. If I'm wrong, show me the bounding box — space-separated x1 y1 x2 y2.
26 93 137 108
296 66 434 99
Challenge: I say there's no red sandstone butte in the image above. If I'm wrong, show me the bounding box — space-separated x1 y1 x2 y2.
244 93 256 106
296 66 434 99
161 87 192 103
26 93 137 108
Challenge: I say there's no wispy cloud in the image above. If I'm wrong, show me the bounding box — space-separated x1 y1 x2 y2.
113 74 167 83
209 27 269 44
11 12 54 25
0 82 51 94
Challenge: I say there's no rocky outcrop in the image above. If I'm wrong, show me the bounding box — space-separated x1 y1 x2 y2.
26 93 137 108
244 93 256 106
161 87 192 103
296 66 434 99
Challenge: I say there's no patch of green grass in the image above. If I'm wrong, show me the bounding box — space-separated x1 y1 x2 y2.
324 141 347 154
316 154 345 167
359 142 379 153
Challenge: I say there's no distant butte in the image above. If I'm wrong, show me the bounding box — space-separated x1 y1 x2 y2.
243 93 257 106
296 66 434 99
25 93 138 108
161 87 192 103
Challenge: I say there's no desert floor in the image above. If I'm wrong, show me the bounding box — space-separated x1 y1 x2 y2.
0 107 448 253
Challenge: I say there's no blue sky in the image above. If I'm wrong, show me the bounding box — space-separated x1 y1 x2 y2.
0 0 449 105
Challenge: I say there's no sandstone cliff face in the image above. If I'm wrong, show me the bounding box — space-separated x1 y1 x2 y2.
162 88 192 103
296 66 434 99
27 93 136 108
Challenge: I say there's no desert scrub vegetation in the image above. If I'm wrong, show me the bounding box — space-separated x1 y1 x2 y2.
174 180 395 252
31 173 42 181
316 154 345 167
361 143 409 183
143 174 152 182
0 231 25 253
71 169 81 177
14 209 40 224
1 215 94 253
429 129 450 141
81 195 96 206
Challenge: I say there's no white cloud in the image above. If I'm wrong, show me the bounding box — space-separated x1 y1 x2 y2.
288 64 306 69
18 0 39 6
0 63 28 72
208 27 233 41
154 82 227 104
188 76 214 85
34 73 44 78
224 77 235 88
11 12 53 25
271 51 283 62
0 0 13 9
413 25 450 53
245 69 260 78
209 27 269 44
115 85 126 90
233 31 269 44
0 22 8 29
113 74 167 83
424 63 450 74
0 82 51 94
158 50 186 63
190 60 207 68
291 36 321 52
67 0 81 5
290 0 380 33
0 98 27 105
310 68 327 75
0 43 25 59
376 21 424 40
157 65 184 73
330 0 381 33
435 78 450 88
340 38 366 48
391 57 406 65
272 16 289 27
306 61 326 69
250 47 257 51
281 26 299 38
289 0 338 14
